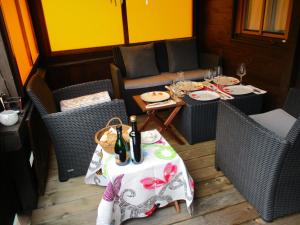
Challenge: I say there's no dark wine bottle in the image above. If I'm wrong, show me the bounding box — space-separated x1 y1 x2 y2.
114 125 129 166
129 115 143 164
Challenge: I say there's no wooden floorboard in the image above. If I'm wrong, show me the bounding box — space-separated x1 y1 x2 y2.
31 117 300 225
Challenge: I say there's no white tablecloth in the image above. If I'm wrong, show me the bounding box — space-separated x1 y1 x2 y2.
85 129 194 225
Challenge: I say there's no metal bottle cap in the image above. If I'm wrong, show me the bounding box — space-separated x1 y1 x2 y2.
130 115 137 122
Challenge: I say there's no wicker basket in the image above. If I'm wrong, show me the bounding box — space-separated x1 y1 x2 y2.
95 117 131 154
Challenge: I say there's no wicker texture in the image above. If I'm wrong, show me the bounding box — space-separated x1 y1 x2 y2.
27 74 128 181
173 93 264 144
215 88 300 221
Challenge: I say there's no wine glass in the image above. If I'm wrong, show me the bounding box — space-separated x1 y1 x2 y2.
215 66 223 77
176 71 185 82
236 63 246 85
204 69 213 83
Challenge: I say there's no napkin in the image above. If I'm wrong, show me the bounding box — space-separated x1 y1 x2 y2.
206 84 234 100
146 100 176 109
246 85 267 95
100 127 116 142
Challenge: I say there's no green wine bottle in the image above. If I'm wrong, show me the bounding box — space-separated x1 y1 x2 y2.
114 125 129 166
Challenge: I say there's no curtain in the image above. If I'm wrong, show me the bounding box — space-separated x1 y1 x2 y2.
244 0 263 31
263 0 290 33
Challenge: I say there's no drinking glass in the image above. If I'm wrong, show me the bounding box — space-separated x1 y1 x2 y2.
204 69 213 83
236 63 246 85
176 71 185 82
215 66 223 76
3 96 22 113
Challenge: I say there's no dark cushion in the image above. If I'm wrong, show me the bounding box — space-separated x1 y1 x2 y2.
120 43 159 79
154 42 169 72
166 38 199 72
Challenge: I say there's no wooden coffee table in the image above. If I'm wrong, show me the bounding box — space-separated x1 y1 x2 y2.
133 95 185 145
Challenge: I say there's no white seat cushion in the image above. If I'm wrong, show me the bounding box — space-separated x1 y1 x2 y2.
60 91 111 112
250 109 296 138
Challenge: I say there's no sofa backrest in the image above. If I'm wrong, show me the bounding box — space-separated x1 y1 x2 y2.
112 41 170 76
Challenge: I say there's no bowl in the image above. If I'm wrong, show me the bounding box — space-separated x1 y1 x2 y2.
0 110 19 126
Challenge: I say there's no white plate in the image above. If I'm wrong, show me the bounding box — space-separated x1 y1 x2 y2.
189 90 220 101
141 130 161 144
213 76 240 86
140 91 170 103
223 85 253 95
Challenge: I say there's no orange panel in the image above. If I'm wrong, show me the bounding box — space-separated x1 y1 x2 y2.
18 0 39 63
126 0 193 43
1 0 32 84
41 0 124 51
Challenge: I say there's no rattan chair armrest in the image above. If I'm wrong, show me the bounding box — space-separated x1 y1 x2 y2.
110 63 125 99
283 88 300 118
53 79 114 103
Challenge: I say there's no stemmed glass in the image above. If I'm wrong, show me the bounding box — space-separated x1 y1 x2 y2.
236 63 246 85
204 69 213 84
171 72 185 97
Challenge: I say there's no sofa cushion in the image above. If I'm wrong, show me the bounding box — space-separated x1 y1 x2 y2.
164 69 209 81
124 74 172 90
154 42 169 72
250 109 296 138
120 43 159 79
166 38 199 72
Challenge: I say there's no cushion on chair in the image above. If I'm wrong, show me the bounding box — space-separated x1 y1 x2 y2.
166 38 199 72
250 109 296 138
120 43 159 79
124 73 172 90
60 91 111 112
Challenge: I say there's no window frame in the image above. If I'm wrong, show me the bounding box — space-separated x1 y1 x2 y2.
235 0 293 40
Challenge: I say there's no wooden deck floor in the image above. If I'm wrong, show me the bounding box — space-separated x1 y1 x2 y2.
31 120 300 225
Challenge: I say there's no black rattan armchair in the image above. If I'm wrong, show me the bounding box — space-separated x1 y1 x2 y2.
27 73 128 181
215 88 300 221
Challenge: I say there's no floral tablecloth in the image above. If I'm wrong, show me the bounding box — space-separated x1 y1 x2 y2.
85 129 194 225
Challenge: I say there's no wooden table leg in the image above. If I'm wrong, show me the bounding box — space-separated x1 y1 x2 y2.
174 201 180 213
139 110 156 131
157 106 185 145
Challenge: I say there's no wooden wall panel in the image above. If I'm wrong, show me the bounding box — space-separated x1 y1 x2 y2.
198 0 300 109
45 57 113 90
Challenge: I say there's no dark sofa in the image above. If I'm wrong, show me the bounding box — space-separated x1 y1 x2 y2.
110 38 222 115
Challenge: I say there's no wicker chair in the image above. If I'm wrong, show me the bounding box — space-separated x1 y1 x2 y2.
215 88 300 222
27 73 128 181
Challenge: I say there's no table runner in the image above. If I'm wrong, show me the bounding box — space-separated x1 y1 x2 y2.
85 129 194 225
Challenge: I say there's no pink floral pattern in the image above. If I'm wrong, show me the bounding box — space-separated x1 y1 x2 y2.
103 174 124 202
140 163 177 190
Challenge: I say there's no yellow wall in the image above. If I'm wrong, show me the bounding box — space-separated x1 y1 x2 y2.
41 0 124 51
0 0 38 85
126 0 193 43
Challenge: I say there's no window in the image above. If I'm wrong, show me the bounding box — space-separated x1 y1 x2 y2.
40 0 193 52
236 0 293 39
0 0 39 84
